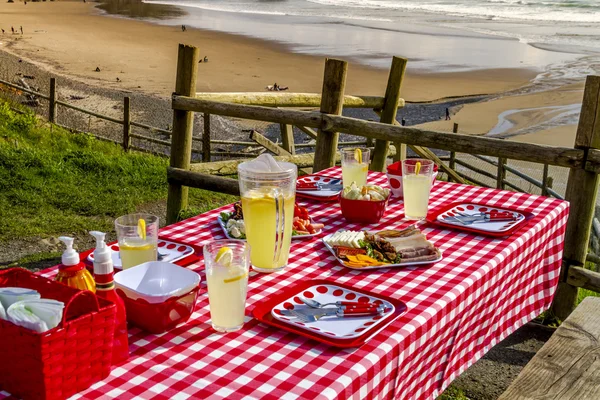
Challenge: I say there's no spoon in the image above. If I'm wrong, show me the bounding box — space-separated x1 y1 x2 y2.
299 296 371 309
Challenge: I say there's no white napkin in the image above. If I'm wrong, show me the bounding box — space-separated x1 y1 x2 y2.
0 301 5 320
7 299 65 333
0 287 41 309
243 154 283 173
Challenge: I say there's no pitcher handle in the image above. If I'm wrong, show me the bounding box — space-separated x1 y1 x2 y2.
273 190 285 265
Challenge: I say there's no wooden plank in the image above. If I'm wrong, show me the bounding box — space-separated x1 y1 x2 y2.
297 125 318 140
566 266 600 292
454 159 497 180
167 167 240 196
122 97 131 151
55 100 123 124
0 77 50 100
409 145 467 184
575 76 600 149
194 92 404 109
189 152 342 176
313 59 348 172
171 95 590 171
249 130 292 156
280 124 295 154
499 297 600 400
48 78 57 123
552 75 600 319
167 44 199 224
130 120 171 136
542 164 550 196
203 113 211 162
497 157 507 189
371 57 407 171
129 132 171 146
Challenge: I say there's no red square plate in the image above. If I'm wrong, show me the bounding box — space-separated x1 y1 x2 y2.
426 202 534 237
252 279 407 348
296 175 342 201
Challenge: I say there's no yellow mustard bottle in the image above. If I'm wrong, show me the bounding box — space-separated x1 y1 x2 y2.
54 236 96 292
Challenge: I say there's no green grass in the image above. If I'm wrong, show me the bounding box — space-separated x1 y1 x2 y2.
0 102 234 244
438 386 470 400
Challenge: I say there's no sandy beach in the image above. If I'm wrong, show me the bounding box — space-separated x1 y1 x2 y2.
0 0 592 147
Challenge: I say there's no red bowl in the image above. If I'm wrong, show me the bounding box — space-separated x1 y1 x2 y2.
339 193 389 224
116 286 199 334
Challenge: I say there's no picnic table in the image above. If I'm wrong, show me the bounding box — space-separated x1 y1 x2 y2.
2 167 569 400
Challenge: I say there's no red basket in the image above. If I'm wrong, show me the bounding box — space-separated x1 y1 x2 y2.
0 268 116 400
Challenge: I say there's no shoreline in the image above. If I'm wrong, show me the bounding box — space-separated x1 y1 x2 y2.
0 0 589 146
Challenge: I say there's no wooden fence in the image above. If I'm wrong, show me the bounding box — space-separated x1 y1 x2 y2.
166 43 600 320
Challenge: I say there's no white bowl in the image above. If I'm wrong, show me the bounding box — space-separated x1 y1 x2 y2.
114 261 200 304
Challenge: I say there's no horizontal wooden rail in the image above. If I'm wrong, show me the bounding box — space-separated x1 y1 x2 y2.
296 141 367 148
194 92 404 109
454 159 497 180
210 140 256 146
172 96 595 171
0 78 50 100
566 266 600 293
167 167 240 195
454 169 490 188
502 179 523 193
129 132 172 146
471 154 564 199
56 100 124 124
130 120 172 136
211 151 259 158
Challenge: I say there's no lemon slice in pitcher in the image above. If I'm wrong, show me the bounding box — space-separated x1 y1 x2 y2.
354 148 363 163
137 218 146 240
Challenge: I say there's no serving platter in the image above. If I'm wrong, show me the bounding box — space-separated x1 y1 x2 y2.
322 233 443 270
217 215 322 240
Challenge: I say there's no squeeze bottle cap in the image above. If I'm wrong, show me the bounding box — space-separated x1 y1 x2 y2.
90 231 112 265
58 236 80 266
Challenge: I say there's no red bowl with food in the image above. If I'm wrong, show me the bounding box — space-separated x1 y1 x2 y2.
386 160 438 198
339 193 389 224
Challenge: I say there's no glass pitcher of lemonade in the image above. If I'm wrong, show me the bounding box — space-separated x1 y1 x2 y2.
115 213 159 269
238 155 297 273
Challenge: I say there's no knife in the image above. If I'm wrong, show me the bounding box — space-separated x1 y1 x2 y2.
297 182 343 191
280 305 384 318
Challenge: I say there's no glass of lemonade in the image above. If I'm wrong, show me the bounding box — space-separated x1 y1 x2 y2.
341 148 370 188
402 159 435 220
238 155 297 273
115 213 159 269
204 240 250 333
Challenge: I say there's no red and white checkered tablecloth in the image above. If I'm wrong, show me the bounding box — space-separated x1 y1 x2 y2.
2 167 569 400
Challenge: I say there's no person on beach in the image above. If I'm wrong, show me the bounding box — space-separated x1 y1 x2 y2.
273 83 279 91
182 25 186 32
445 107 451 120
1 29 4 35
11 27 14 34
20 26 23 35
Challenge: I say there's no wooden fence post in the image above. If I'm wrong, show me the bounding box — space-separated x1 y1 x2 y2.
313 58 348 172
497 157 506 189
280 124 296 154
542 164 550 196
122 96 131 151
448 123 459 181
203 113 211 162
371 57 407 172
552 75 600 320
167 44 199 224
48 78 57 123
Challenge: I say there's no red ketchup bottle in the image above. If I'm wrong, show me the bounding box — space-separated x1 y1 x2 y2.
90 231 129 365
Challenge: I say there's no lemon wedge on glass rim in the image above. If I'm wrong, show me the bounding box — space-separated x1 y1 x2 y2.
354 148 363 163
137 218 146 240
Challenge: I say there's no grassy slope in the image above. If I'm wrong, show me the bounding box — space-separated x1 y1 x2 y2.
0 102 234 260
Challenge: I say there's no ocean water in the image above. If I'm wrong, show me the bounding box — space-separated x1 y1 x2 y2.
137 0 600 78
